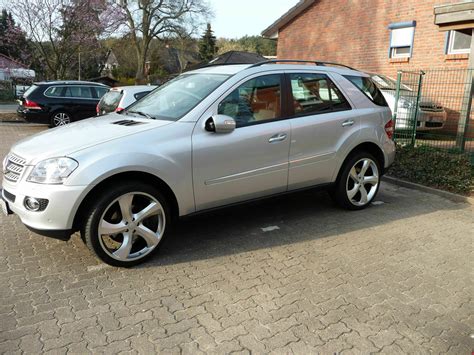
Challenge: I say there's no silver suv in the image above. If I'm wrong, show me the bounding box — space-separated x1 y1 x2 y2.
1 60 395 267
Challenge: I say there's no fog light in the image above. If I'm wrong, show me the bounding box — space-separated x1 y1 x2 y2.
24 197 48 212
25 197 40 211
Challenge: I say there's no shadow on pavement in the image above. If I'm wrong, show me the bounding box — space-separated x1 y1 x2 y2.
138 183 468 268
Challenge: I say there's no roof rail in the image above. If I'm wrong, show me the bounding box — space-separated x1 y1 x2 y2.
247 59 356 70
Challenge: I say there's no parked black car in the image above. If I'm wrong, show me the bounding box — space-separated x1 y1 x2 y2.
17 81 109 127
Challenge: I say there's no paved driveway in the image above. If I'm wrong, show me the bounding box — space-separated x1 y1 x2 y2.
1 123 473 354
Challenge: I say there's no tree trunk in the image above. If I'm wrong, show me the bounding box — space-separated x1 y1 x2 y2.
135 37 151 84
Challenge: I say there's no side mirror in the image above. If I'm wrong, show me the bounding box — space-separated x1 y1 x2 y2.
205 115 236 133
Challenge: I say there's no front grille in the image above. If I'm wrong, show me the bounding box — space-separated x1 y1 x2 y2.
419 105 443 112
425 122 443 128
4 154 26 183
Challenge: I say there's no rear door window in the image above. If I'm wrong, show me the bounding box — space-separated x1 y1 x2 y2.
289 73 351 116
344 75 388 106
63 86 94 99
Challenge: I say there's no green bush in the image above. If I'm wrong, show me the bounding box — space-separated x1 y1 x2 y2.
0 91 15 101
388 144 473 195
0 80 14 101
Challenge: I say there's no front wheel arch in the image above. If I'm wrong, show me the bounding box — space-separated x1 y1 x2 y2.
73 171 179 232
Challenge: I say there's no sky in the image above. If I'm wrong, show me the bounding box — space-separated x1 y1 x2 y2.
209 0 300 39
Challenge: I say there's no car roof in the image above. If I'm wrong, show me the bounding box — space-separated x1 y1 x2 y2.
34 80 109 87
110 85 157 92
187 63 367 77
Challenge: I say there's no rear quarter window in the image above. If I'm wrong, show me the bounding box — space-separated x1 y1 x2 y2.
344 75 388 107
44 86 64 97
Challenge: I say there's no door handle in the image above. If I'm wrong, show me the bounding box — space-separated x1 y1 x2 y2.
268 133 287 143
342 119 355 127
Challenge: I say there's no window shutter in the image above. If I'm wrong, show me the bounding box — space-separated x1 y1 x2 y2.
444 32 450 54
390 27 415 47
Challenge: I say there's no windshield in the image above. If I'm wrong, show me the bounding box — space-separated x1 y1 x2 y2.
125 73 230 121
371 74 412 91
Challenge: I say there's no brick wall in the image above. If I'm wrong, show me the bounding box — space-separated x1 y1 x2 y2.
276 0 469 77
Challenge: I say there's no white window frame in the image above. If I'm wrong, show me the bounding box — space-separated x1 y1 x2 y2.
388 21 416 59
447 30 471 55
391 47 411 58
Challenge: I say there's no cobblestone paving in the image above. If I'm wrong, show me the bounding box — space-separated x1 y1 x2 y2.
1 123 473 354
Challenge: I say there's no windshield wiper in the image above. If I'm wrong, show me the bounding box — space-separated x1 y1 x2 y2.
126 110 154 120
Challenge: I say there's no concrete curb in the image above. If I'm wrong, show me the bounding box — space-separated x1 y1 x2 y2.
383 175 474 205
0 122 47 126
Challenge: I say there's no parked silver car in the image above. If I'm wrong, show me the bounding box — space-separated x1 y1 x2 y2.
96 85 157 115
370 74 447 131
1 60 395 267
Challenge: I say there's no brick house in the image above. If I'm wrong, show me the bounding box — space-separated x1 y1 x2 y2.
261 0 473 74
262 0 474 139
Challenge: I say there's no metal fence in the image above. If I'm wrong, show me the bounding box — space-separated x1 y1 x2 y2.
393 68 474 162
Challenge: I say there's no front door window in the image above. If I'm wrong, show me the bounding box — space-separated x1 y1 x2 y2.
218 74 282 127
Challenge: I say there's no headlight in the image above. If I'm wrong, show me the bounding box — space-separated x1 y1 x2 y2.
399 98 412 109
2 155 8 172
27 157 78 184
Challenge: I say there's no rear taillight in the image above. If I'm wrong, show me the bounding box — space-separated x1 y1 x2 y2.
24 99 41 110
115 107 124 113
96 103 100 114
385 119 394 140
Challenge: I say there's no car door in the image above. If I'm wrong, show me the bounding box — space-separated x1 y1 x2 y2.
286 72 360 190
64 86 97 120
192 73 291 211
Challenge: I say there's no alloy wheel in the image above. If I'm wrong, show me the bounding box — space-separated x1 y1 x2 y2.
346 158 379 207
53 112 71 126
98 192 166 262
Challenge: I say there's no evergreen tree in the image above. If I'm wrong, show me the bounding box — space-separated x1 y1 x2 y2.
199 23 217 61
0 9 30 62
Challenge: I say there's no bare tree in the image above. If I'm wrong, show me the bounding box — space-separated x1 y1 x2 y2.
8 0 120 79
117 0 211 81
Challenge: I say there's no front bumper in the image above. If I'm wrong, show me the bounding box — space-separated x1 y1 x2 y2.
417 110 447 130
2 177 86 236
395 108 447 131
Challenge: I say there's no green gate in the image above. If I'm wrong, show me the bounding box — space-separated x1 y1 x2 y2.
392 70 424 146
393 68 474 162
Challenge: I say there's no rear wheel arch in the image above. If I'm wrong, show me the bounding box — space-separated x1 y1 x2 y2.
336 142 385 183
73 171 179 232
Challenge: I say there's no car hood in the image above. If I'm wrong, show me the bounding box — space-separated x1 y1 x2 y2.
10 113 172 165
381 89 441 107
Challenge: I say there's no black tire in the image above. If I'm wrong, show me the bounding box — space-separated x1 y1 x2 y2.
333 151 381 210
50 111 72 128
81 181 170 267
